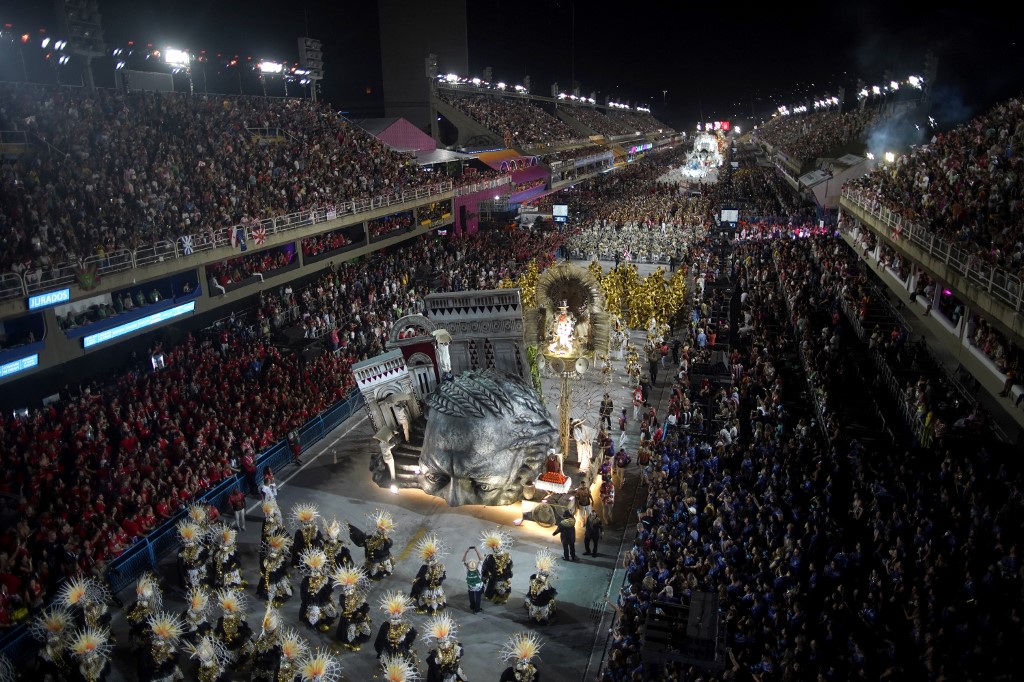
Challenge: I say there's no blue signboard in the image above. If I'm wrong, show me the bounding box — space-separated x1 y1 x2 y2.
83 302 196 349
27 288 71 310
0 354 39 379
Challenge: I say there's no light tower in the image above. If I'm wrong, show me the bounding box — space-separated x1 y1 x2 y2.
297 37 324 102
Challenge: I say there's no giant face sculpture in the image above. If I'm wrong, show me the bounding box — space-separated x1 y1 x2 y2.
417 368 557 506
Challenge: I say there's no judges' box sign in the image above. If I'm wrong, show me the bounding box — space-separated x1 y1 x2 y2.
28 288 71 310
0 354 39 379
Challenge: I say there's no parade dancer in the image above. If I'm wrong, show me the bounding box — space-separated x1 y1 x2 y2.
181 586 211 644
525 550 558 625
410 533 448 615
424 612 467 682
177 521 209 590
374 591 418 673
298 548 337 632
69 626 113 682
211 589 252 664
260 500 285 561
499 632 543 682
290 503 323 568
321 517 354 572
480 529 514 605
58 576 112 631
30 606 73 681
137 612 185 682
349 509 396 580
297 648 343 682
251 606 309 682
332 566 372 651
379 654 419 682
208 524 244 591
185 634 229 682
126 573 162 651
257 531 294 606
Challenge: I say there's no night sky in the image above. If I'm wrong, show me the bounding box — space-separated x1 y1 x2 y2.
5 1 1024 131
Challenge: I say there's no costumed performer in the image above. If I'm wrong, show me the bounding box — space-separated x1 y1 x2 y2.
126 572 162 651
257 531 294 605
296 648 343 682
410 533 448 615
290 503 323 567
424 612 466 682
30 605 73 681
211 588 252 663
332 565 372 651
177 520 208 590
185 634 229 682
209 524 244 591
374 591 418 673
525 550 558 625
499 632 543 682
69 626 113 682
349 509 396 580
298 548 337 632
480 529 514 605
136 612 185 682
181 586 211 643
321 517 354 572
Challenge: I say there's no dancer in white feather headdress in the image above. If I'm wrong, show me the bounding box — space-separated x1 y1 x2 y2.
525 550 558 625
410 533 448 615
480 528 514 604
424 612 467 682
499 632 543 682
332 565 372 650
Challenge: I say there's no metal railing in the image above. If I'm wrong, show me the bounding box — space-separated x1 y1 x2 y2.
842 187 1024 314
453 175 512 197
0 390 364 666
0 182 454 302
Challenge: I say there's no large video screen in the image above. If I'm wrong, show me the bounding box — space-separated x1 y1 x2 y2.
552 204 569 223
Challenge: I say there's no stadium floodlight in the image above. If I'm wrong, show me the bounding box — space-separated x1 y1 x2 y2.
41 37 50 48
58 55 70 65
884 152 895 163
866 152 875 160
514 84 526 92
258 60 283 74
908 75 923 89
445 73 459 83
165 47 191 67
872 85 881 95
471 77 481 85
115 60 126 70
54 40 67 50
496 82 506 90
889 80 899 91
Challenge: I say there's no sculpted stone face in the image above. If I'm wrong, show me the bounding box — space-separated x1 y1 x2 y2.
417 368 557 506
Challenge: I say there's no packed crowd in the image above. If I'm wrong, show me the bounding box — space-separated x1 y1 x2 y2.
846 96 1024 276
437 91 577 147
606 109 673 136
565 147 715 262
562 106 636 136
0 83 432 275
605 219 1021 680
0 213 576 623
300 227 358 259
539 144 610 167
369 213 414 240
0 330 356 622
754 109 879 163
206 247 296 292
